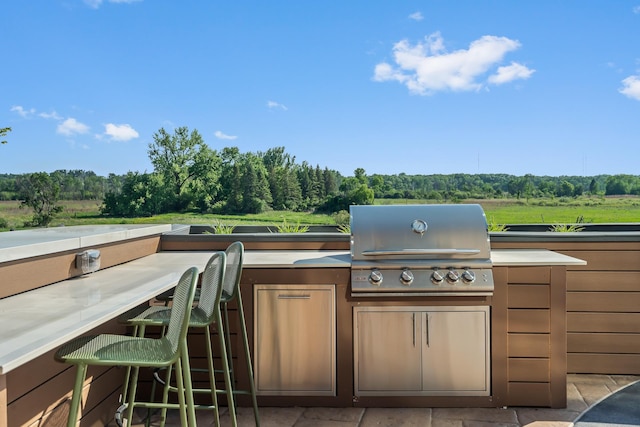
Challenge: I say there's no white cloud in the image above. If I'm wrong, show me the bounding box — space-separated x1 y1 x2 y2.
488 62 535 85
57 118 90 136
215 130 238 140
10 105 36 118
39 110 63 120
620 75 640 100
373 32 530 95
267 100 288 110
409 11 423 21
104 123 139 141
633 5 640 14
84 0 141 8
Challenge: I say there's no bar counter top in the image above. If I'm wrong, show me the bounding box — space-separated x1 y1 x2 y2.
239 249 586 268
0 251 214 375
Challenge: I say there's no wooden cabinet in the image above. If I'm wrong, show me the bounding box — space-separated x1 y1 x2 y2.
253 284 336 396
354 306 490 396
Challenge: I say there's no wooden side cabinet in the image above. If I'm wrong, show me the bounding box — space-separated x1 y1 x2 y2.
253 284 336 396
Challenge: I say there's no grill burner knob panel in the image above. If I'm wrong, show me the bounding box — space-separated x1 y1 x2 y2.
446 269 460 284
369 270 383 286
431 270 445 285
400 269 414 285
462 269 476 284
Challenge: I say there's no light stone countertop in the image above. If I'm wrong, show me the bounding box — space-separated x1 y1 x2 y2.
0 251 214 375
490 249 587 266
0 224 173 263
240 249 586 268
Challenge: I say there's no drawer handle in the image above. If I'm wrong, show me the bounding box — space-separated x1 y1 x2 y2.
277 294 311 299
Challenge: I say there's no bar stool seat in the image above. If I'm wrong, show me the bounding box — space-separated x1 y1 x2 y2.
54 266 200 427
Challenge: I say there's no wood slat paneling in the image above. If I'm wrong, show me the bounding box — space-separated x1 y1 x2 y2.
567 292 640 313
568 333 640 354
567 312 640 333
507 267 550 284
508 334 550 358
491 241 640 252
507 382 551 407
508 285 550 309
567 271 640 292
508 359 550 382
568 353 640 375
0 236 161 299
562 251 640 271
508 310 550 333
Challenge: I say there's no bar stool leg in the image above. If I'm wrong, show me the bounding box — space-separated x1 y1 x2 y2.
236 293 260 426
204 324 221 423
66 364 88 427
180 345 197 427
217 309 238 426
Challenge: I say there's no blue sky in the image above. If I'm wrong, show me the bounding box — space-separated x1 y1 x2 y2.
2 1 640 178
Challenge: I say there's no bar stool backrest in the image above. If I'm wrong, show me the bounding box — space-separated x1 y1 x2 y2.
163 266 200 357
222 241 244 302
197 251 227 321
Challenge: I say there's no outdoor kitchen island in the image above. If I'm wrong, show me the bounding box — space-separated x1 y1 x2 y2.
222 247 585 410
0 223 586 426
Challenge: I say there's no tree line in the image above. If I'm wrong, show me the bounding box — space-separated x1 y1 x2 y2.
2 126 640 227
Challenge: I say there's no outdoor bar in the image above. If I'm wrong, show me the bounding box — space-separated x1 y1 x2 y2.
1 221 640 426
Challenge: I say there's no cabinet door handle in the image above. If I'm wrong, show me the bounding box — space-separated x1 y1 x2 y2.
412 313 416 347
277 294 311 299
425 314 430 347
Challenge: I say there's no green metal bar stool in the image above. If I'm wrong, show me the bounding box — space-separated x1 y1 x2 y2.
54 266 200 427
219 241 260 426
123 249 240 426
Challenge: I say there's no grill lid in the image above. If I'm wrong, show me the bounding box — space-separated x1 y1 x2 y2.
350 204 491 263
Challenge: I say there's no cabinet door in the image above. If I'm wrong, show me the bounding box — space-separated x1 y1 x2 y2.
354 309 422 393
254 284 335 395
422 309 489 394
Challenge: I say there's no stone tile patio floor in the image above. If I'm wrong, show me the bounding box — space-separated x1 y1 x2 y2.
122 374 640 427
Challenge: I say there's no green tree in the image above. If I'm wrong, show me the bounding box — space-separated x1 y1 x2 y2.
556 180 575 197
241 154 271 213
262 147 302 210
605 175 632 195
17 172 64 227
148 127 220 211
0 127 10 144
101 172 166 217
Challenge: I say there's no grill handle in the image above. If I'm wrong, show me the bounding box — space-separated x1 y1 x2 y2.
361 249 481 256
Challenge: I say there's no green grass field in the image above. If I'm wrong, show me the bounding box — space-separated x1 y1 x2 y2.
1 196 639 231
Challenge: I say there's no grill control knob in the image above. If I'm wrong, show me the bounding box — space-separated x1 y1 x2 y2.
462 269 476 284
369 270 383 286
446 269 460 284
431 270 445 285
400 269 414 285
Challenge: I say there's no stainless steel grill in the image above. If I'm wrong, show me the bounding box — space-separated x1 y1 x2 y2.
350 204 494 297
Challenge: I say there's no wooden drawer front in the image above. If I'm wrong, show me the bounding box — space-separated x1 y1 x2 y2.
507 382 551 407
508 359 550 382
567 271 640 292
508 285 550 309
508 267 550 284
508 309 550 333
568 333 640 354
562 250 640 271
568 312 640 333
508 334 550 358
567 292 640 313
